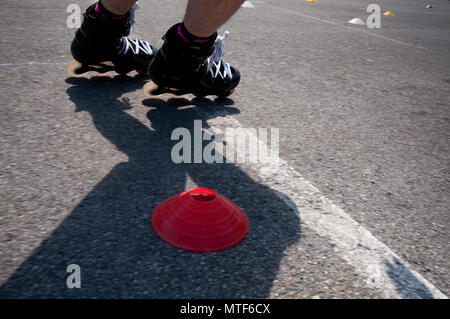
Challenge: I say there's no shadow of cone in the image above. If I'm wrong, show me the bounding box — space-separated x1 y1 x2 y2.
152 187 250 252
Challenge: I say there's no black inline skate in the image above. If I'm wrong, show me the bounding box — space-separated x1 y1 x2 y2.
67 2 157 77
143 24 241 98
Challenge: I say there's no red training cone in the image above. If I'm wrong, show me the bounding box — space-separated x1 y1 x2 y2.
152 187 250 252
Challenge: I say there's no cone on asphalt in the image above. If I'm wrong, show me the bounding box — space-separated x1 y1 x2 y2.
241 1 255 8
152 187 250 252
307 0 317 2
348 18 365 25
383 11 395 16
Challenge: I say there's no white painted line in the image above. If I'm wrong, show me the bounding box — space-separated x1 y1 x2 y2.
0 61 69 67
260 2 431 51
202 111 447 299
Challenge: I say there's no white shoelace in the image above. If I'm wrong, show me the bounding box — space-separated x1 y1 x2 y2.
207 31 233 80
122 37 153 56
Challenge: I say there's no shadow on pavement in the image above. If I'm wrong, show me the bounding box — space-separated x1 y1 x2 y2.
0 75 300 298
385 258 435 299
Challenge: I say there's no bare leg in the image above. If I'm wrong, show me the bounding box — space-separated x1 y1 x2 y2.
101 0 137 15
183 0 245 37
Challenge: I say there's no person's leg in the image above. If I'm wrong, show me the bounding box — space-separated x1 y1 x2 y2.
183 0 246 37
101 0 137 16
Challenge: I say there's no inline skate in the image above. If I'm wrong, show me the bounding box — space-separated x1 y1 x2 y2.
67 2 157 77
143 24 240 98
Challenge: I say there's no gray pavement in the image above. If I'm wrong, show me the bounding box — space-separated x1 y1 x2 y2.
0 0 448 298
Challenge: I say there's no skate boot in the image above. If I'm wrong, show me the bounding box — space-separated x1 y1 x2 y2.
67 2 157 77
143 23 240 98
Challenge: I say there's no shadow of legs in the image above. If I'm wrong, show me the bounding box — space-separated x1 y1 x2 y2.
0 80 300 298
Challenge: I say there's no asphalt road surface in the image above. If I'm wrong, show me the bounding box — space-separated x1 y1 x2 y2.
0 0 448 298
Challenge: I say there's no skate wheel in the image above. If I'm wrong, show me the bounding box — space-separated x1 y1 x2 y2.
167 88 188 97
143 81 164 97
193 92 206 98
217 89 234 98
167 92 182 99
66 60 88 78
92 70 113 77
91 61 115 77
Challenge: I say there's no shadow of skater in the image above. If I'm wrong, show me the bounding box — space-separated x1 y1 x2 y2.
0 75 300 298
385 258 436 299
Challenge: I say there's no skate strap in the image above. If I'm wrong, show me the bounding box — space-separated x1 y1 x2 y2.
207 31 232 80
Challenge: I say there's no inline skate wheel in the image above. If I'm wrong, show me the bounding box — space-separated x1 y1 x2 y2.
66 60 89 77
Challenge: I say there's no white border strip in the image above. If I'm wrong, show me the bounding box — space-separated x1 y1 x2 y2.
204 112 446 299
0 61 69 67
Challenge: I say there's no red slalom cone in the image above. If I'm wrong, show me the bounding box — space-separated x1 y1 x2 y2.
152 187 250 252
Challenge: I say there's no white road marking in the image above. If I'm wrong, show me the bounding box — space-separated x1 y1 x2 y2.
202 111 447 299
0 61 68 67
